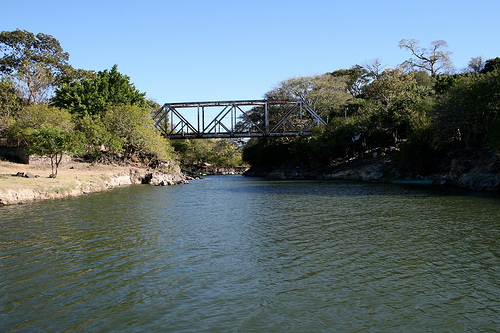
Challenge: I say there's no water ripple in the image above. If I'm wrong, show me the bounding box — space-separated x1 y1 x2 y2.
2 179 500 331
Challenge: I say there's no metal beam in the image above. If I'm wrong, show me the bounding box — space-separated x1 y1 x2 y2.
153 99 327 139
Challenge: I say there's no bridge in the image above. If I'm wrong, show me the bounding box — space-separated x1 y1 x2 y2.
153 99 327 139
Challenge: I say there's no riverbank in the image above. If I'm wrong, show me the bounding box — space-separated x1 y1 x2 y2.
0 160 188 206
244 147 500 193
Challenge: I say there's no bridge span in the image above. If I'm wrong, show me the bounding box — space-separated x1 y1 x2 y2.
153 99 327 139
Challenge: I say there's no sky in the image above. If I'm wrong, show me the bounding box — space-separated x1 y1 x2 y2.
3 0 500 105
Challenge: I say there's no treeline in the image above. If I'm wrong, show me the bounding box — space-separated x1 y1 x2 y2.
2 31 498 178
243 40 500 176
0 30 174 176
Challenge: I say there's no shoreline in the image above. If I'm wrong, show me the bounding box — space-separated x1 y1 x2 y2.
0 161 188 206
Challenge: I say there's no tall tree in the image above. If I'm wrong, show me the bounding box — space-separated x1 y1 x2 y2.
0 29 71 103
398 39 453 77
53 64 147 117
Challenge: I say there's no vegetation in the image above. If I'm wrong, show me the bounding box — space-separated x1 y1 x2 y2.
172 139 243 169
1 29 498 180
1 29 174 176
242 43 499 178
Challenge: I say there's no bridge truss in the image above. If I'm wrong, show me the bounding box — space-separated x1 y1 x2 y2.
153 99 327 139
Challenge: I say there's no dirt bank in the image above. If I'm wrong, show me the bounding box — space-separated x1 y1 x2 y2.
0 161 188 206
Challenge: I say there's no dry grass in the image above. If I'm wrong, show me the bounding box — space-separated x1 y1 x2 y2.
0 160 129 190
0 160 135 205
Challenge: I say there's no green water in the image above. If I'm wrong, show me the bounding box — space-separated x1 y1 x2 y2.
2 176 500 332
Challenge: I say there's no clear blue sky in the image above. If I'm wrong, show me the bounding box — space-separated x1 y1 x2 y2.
3 0 499 104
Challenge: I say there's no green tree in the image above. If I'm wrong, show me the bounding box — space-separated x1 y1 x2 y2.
436 69 500 148
53 65 147 117
172 138 243 167
75 114 122 158
398 39 453 77
103 104 173 163
5 103 74 146
0 29 71 103
328 65 370 97
27 125 83 177
0 79 23 134
362 69 434 141
481 57 500 74
265 74 352 119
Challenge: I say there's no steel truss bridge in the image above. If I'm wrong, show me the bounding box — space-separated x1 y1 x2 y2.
153 99 327 139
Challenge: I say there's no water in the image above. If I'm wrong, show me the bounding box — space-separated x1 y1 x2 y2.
2 176 500 332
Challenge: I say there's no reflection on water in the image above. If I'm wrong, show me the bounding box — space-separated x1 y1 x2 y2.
2 177 500 332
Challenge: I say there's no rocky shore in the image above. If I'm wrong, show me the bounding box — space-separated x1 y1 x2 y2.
245 151 500 193
0 161 188 206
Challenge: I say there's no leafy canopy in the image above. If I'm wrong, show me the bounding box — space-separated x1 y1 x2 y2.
53 64 147 117
0 29 71 104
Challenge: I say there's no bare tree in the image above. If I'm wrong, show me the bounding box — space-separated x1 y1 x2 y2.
467 56 485 73
398 39 453 77
363 58 385 78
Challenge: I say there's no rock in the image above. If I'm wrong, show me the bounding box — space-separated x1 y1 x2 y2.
266 170 286 180
24 172 37 178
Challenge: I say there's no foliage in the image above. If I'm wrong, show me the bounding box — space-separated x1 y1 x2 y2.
0 29 72 104
328 65 371 97
173 139 243 167
0 79 24 134
481 57 500 74
264 74 352 119
394 122 439 175
27 125 83 176
5 104 74 146
486 117 500 151
75 114 122 158
361 69 434 140
53 65 147 117
53 65 173 164
242 137 291 167
435 69 500 148
103 104 173 162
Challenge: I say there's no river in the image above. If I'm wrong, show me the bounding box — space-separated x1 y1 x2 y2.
2 176 500 332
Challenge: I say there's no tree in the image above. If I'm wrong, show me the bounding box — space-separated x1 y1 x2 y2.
467 56 485 73
0 29 71 104
0 79 23 134
27 126 83 177
328 65 370 97
53 65 147 117
398 39 453 77
5 103 74 146
436 69 500 148
103 104 173 163
364 58 385 79
362 68 434 140
172 139 243 167
481 57 500 74
265 74 352 119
